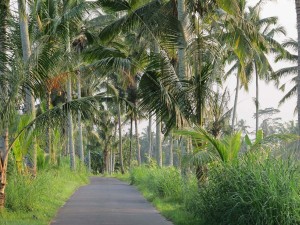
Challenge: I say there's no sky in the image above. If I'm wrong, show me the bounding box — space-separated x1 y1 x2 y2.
226 0 297 130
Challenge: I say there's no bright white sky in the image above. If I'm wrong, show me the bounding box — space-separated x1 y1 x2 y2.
226 0 297 130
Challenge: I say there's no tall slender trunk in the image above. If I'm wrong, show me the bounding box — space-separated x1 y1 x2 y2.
0 0 10 209
0 127 8 209
66 22 75 170
77 69 84 162
255 62 259 135
103 142 109 173
18 0 37 176
64 121 69 156
232 74 240 131
135 115 141 166
148 115 152 163
296 0 300 143
67 75 75 170
110 147 113 175
118 102 124 174
129 116 133 168
107 147 110 174
88 149 91 172
169 134 173 166
156 113 162 167
112 122 117 173
153 43 162 167
45 92 51 161
177 0 186 80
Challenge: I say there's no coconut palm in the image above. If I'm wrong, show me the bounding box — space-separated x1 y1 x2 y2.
0 0 10 209
18 0 38 176
274 39 297 107
72 30 88 163
222 1 284 133
246 5 286 134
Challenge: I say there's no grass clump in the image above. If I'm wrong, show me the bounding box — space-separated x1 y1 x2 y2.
130 166 185 201
128 166 201 225
188 153 300 225
127 152 300 225
0 157 89 225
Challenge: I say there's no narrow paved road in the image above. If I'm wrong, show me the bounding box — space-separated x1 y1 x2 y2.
51 177 173 225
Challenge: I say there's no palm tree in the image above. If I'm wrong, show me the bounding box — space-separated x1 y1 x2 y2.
0 0 10 209
147 115 152 163
222 1 284 133
274 39 297 107
18 0 37 176
177 0 186 80
117 98 125 173
72 30 87 163
246 5 286 134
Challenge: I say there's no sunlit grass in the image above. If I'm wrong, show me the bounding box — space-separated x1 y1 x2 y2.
0 157 89 225
115 167 201 225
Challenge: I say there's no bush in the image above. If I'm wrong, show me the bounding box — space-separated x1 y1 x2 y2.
190 153 300 225
5 157 89 212
130 166 185 202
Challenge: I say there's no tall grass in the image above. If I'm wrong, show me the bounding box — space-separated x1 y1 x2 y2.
1 157 89 225
129 152 300 225
190 153 300 225
130 166 186 201
129 166 200 225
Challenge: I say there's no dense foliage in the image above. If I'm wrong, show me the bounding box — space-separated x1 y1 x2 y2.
130 151 300 225
0 157 88 224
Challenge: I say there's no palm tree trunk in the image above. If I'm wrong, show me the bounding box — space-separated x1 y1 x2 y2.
296 0 300 142
255 62 259 135
18 0 37 176
88 150 91 172
0 0 10 209
148 115 152 163
177 0 186 80
103 142 109 173
77 70 84 162
129 116 133 167
67 76 75 170
45 92 51 162
112 153 115 173
156 113 162 167
66 21 76 170
112 122 117 173
110 147 113 175
0 127 8 209
169 134 173 166
118 102 124 174
232 74 240 131
135 115 141 166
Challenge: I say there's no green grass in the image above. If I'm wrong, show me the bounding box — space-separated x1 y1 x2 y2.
118 151 300 225
191 153 300 225
115 167 201 225
0 158 89 225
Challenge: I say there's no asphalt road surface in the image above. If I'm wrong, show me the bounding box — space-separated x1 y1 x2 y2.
51 177 173 225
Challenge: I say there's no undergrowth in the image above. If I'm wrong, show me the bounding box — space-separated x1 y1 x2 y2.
190 153 300 225
128 166 201 225
0 157 89 225
128 152 300 225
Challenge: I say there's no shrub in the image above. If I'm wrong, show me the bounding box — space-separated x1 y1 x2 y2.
130 166 185 202
190 153 300 225
5 157 88 212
